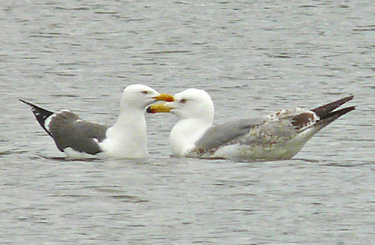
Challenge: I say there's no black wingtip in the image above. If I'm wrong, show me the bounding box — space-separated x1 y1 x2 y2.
19 99 34 107
20 99 52 113
312 95 354 119
336 105 356 116
20 99 54 136
318 106 355 128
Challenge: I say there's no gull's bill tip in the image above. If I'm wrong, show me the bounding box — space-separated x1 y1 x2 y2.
147 103 173 113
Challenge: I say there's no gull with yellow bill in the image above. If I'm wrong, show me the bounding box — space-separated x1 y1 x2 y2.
147 88 355 161
21 84 173 159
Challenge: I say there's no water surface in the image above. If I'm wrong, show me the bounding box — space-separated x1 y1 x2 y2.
1 0 375 244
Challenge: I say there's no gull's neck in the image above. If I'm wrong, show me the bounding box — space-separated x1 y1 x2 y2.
170 118 212 156
101 105 148 158
115 105 146 128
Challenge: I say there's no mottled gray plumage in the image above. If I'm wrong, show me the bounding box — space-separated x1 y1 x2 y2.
195 117 266 149
191 96 355 160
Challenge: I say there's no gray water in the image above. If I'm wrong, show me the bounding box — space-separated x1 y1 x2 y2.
1 0 375 244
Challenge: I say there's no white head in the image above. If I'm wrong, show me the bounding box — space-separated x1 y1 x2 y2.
171 88 214 122
147 88 215 156
148 88 215 122
121 84 173 111
100 84 173 158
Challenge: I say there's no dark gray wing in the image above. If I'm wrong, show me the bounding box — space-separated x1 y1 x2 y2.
48 111 109 155
195 117 267 150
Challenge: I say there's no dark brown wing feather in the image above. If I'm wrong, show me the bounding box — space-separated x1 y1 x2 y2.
312 95 354 119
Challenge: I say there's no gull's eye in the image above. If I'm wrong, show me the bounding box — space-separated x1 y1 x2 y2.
180 98 187 104
142 91 148 95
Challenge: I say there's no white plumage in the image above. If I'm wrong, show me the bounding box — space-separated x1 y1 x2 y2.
148 89 354 161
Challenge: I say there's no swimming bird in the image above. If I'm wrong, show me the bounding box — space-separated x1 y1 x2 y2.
21 84 173 158
147 89 355 161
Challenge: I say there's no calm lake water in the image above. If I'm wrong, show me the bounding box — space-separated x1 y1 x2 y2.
1 0 375 244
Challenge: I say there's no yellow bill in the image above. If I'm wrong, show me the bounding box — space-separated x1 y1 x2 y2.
153 94 174 102
147 103 173 113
